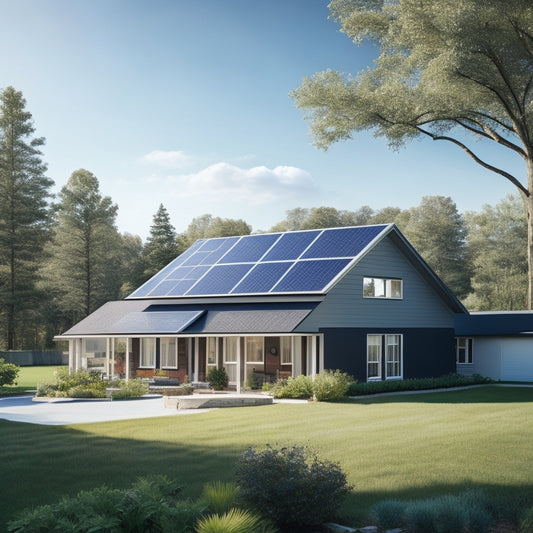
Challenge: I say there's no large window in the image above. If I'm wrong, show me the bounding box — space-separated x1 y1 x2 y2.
140 338 156 368
206 338 218 367
456 337 473 364
160 338 177 369
280 337 292 365
367 334 403 380
363 277 402 299
223 337 239 383
83 338 106 371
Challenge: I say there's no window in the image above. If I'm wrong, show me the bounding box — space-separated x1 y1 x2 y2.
206 338 218 367
160 338 177 369
223 337 239 383
363 277 402 299
280 337 292 365
456 337 473 364
140 338 156 368
246 337 264 363
83 338 106 370
367 334 403 380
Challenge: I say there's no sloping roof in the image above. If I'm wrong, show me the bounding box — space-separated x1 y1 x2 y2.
455 311 533 336
58 300 318 337
127 225 390 299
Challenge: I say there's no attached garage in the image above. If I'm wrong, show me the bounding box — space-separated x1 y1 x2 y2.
455 312 533 382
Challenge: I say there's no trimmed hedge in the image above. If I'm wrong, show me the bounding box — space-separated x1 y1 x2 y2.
348 373 492 396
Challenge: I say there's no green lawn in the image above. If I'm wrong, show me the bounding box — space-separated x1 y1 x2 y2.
0 365 64 395
1 385 532 529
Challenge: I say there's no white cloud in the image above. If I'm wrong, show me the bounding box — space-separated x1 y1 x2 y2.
164 162 318 204
141 150 193 169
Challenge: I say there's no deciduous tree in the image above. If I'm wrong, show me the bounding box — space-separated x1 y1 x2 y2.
0 87 53 349
293 0 533 307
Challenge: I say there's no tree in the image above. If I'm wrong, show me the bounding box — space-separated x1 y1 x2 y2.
292 0 533 307
181 214 251 245
117 232 145 298
0 87 53 349
464 194 527 310
40 169 120 326
400 196 472 299
143 204 179 279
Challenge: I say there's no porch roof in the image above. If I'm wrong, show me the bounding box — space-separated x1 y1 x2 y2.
57 299 318 337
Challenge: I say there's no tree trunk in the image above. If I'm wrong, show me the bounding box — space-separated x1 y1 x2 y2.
526 161 533 310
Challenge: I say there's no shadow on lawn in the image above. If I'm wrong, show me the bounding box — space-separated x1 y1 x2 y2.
349 385 533 405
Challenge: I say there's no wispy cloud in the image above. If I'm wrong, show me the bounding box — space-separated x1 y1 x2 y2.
141 150 194 169
164 162 318 204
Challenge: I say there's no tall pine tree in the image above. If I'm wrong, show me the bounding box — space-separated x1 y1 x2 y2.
41 169 120 328
142 204 179 280
0 87 53 349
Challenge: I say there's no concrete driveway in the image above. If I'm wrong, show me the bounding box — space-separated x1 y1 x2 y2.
0 395 211 425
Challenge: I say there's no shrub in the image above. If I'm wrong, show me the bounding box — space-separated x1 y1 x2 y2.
369 499 406 529
69 385 106 398
0 358 19 386
520 506 533 533
235 445 352 530
8 476 204 533
196 508 277 533
207 367 229 390
202 481 241 515
270 375 313 399
312 369 354 401
111 379 148 400
348 373 493 396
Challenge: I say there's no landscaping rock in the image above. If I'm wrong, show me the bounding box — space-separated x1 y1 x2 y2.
323 523 357 533
357 527 378 533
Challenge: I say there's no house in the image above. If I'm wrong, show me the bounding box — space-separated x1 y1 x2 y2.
56 224 467 389
455 311 533 382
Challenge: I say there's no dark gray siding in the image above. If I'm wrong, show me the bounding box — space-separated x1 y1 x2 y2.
322 327 456 382
296 235 455 332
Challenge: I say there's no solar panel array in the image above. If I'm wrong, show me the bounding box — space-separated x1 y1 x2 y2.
128 225 389 298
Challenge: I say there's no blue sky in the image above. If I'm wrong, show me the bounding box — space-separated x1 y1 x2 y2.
1 0 522 239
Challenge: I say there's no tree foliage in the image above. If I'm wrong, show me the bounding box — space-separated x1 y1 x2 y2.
292 0 533 307
40 169 121 326
464 194 527 310
182 213 251 245
0 87 53 349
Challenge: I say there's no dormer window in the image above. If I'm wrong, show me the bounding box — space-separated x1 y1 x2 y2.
363 277 403 299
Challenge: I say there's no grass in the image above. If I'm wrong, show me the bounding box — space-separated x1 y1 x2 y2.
1 385 532 530
0 365 65 395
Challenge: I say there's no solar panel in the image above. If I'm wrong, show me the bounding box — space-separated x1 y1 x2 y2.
261 230 321 261
232 262 294 294
272 259 352 293
127 224 389 298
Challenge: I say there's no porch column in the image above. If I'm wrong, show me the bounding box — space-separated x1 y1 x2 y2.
236 336 241 394
311 336 317 380
75 338 82 372
126 337 130 381
111 338 115 378
68 339 75 373
105 338 110 379
187 338 192 383
194 339 199 382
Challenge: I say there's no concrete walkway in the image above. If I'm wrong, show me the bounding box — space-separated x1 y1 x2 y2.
0 395 212 426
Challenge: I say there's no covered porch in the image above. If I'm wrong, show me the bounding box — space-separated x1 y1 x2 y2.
67 334 323 392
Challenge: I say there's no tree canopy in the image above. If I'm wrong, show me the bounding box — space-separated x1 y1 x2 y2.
292 0 533 307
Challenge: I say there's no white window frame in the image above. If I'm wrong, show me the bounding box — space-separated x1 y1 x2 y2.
223 337 239 384
206 337 218 367
363 277 403 299
456 337 473 364
367 334 403 380
245 336 264 365
160 337 178 369
140 338 156 368
280 337 292 365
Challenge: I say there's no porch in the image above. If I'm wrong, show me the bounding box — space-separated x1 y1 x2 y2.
67 334 323 393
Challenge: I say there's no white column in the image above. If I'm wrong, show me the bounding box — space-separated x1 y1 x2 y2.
194 339 199 382
126 338 130 381
187 338 192 383
105 338 110 379
236 336 242 394
111 338 115 378
75 339 83 372
68 340 74 373
311 336 317 380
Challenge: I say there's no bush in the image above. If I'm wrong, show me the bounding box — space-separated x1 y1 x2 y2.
348 373 493 396
196 508 277 533
0 358 19 386
236 445 352 530
69 385 106 398
202 481 241 515
368 490 494 533
312 369 354 401
270 375 313 399
207 367 229 391
520 506 533 532
111 379 148 400
8 476 204 533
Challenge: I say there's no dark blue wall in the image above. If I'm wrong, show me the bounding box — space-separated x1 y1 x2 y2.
320 327 455 382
